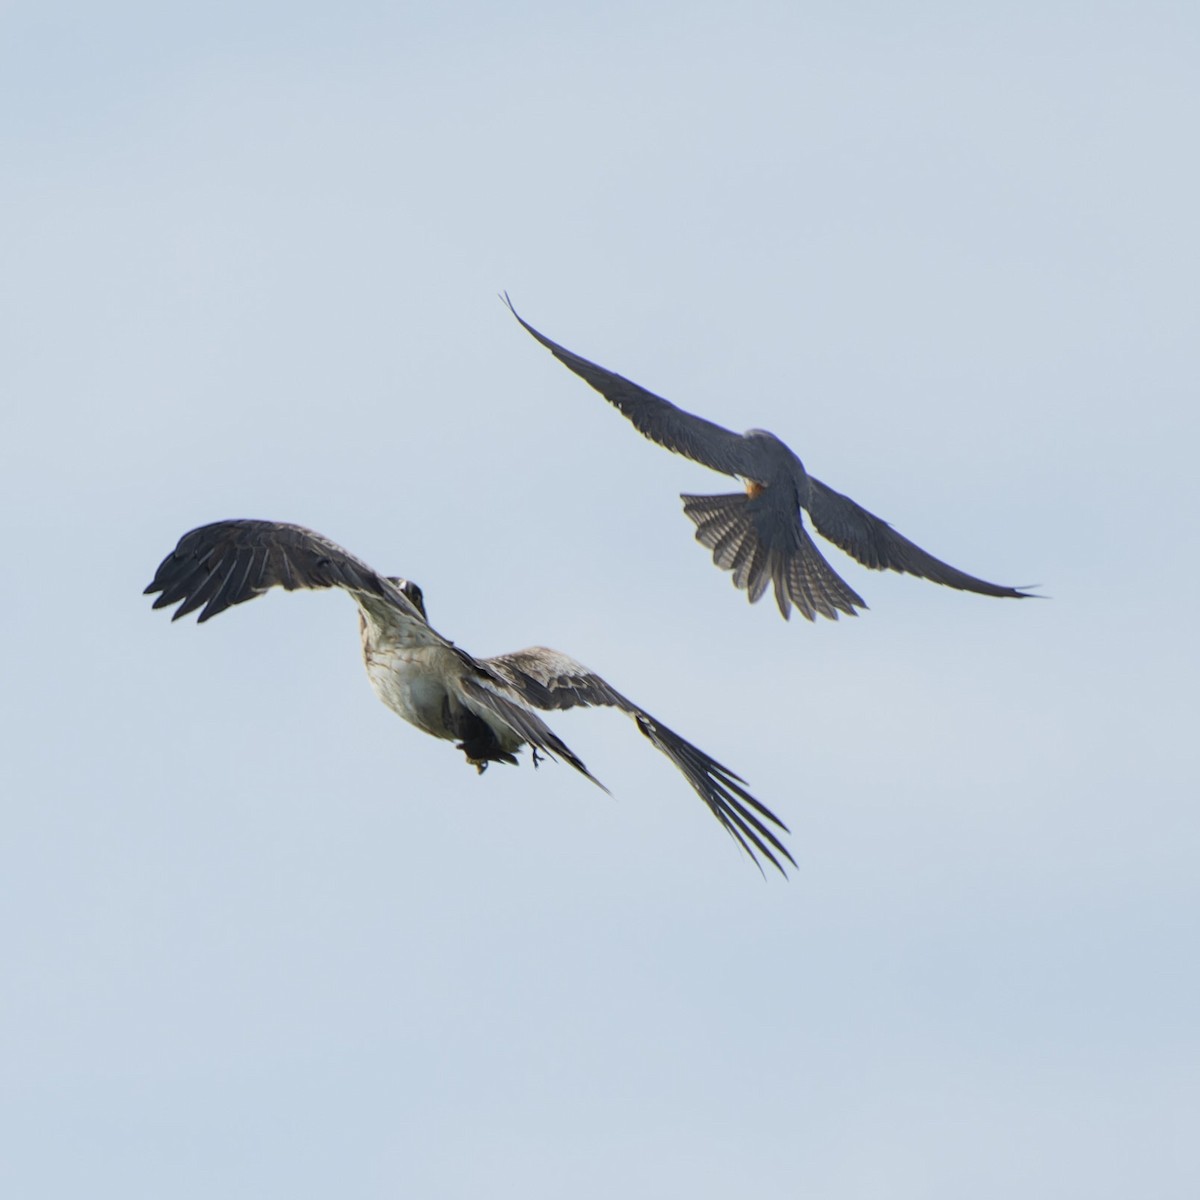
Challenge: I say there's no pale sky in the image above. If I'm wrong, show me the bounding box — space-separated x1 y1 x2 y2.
2 2 1198 1197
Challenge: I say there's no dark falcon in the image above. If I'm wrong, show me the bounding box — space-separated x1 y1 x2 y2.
506 296 1032 622
145 519 792 874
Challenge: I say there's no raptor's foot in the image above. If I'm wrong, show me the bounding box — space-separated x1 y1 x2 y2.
456 742 490 774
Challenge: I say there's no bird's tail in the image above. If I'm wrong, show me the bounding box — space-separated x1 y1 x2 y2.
680 492 866 621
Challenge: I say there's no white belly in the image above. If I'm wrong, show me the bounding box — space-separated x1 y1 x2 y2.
363 643 462 740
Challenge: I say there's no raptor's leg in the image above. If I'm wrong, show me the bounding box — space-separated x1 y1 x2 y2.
455 741 491 774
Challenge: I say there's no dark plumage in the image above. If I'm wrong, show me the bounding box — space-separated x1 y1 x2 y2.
146 519 793 875
505 296 1033 621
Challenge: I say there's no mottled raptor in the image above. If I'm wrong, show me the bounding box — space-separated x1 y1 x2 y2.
145 519 792 874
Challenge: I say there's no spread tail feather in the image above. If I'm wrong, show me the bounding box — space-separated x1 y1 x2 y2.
681 492 865 622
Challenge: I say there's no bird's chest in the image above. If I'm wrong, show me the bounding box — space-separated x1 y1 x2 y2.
362 643 461 740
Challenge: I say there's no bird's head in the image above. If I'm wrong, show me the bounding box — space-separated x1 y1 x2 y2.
744 427 787 447
743 427 803 473
387 577 427 620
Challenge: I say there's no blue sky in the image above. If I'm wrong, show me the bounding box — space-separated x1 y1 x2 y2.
2 3 1197 1197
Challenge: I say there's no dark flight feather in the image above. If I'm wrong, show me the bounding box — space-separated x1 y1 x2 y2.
507 296 1035 619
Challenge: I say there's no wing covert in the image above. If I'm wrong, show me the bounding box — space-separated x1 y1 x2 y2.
458 672 607 792
144 519 428 624
806 479 1033 599
486 647 795 875
504 295 760 479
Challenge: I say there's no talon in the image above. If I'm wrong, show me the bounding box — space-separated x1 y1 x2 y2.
456 740 490 774
531 746 543 769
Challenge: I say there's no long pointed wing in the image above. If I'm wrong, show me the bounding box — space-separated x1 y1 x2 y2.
485 647 795 876
504 295 762 480
806 479 1033 599
143 519 436 634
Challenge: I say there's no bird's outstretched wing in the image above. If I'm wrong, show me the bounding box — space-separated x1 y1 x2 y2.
144 519 436 634
806 479 1033 599
484 646 794 876
504 295 761 480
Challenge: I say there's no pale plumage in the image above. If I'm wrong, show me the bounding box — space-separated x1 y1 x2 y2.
145 519 792 874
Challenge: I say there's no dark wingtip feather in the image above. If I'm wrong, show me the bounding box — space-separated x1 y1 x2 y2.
629 713 794 877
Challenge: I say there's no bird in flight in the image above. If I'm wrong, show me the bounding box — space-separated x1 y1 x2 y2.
145 519 793 874
505 296 1033 622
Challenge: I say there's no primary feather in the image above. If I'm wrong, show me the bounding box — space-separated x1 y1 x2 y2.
146 519 792 874
506 295 1034 621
